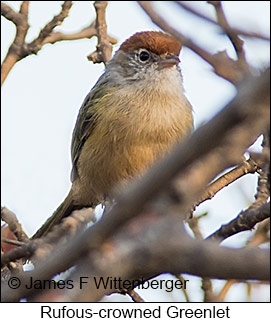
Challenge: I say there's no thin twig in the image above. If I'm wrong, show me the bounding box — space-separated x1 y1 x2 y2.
1 1 114 86
1 238 26 247
207 202 270 242
196 158 260 208
216 280 236 301
186 214 215 302
42 21 116 45
88 1 113 64
208 1 244 55
1 207 29 242
253 133 270 207
187 212 207 239
208 1 250 74
246 218 270 247
1 1 116 86
137 1 252 84
215 218 270 301
208 134 270 242
175 2 269 41
1 241 35 267
25 1 73 55
25 215 270 302
201 278 216 302
1 2 29 86
1 2 21 24
126 290 145 302
1 208 95 267
175 275 190 302
42 23 96 44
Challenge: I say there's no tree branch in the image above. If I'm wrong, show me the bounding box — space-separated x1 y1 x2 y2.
2 1 269 303
1 1 117 86
175 1 270 41
126 290 145 302
207 202 270 242
1 69 269 301
1 238 25 247
1 1 29 86
1 207 29 242
32 215 270 302
26 1 72 55
253 133 270 207
208 0 252 80
3 211 269 302
195 157 260 208
1 2 21 25
87 1 113 64
1 208 95 267
137 1 254 84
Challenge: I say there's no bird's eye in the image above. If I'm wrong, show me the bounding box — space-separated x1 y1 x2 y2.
139 50 150 62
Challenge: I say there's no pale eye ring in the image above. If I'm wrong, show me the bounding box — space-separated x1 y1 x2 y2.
138 50 150 62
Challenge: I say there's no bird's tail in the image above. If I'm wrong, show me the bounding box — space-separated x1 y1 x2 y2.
32 189 76 239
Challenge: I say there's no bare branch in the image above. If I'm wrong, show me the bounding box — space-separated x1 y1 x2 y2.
4 209 269 302
208 1 243 55
1 2 21 25
41 21 112 45
187 212 207 239
207 202 270 242
201 278 215 302
88 1 113 64
175 2 270 41
1 238 25 247
1 207 29 242
26 1 72 55
1 2 269 302
195 157 260 208
36 216 270 302
14 1 29 45
1 69 269 302
207 131 270 243
42 23 94 44
213 217 270 301
246 218 270 247
126 290 145 302
1 242 34 268
1 2 29 86
1 1 117 86
186 214 216 302
216 280 236 301
29 68 271 274
137 1 252 84
207 1 250 75
253 133 270 207
175 275 190 302
1 208 95 267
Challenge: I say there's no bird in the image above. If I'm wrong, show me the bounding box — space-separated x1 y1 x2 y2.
33 31 193 238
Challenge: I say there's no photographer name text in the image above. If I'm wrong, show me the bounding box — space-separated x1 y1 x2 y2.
9 276 189 293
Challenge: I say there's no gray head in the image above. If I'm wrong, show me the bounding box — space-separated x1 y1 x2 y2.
105 31 182 84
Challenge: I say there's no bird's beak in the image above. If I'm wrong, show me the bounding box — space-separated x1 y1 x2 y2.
158 54 180 70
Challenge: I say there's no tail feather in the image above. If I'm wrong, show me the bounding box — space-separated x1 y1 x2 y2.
32 190 76 239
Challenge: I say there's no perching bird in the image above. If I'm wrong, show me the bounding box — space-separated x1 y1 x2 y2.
33 31 193 238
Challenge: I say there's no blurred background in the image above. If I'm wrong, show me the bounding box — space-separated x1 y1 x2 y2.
1 1 270 301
